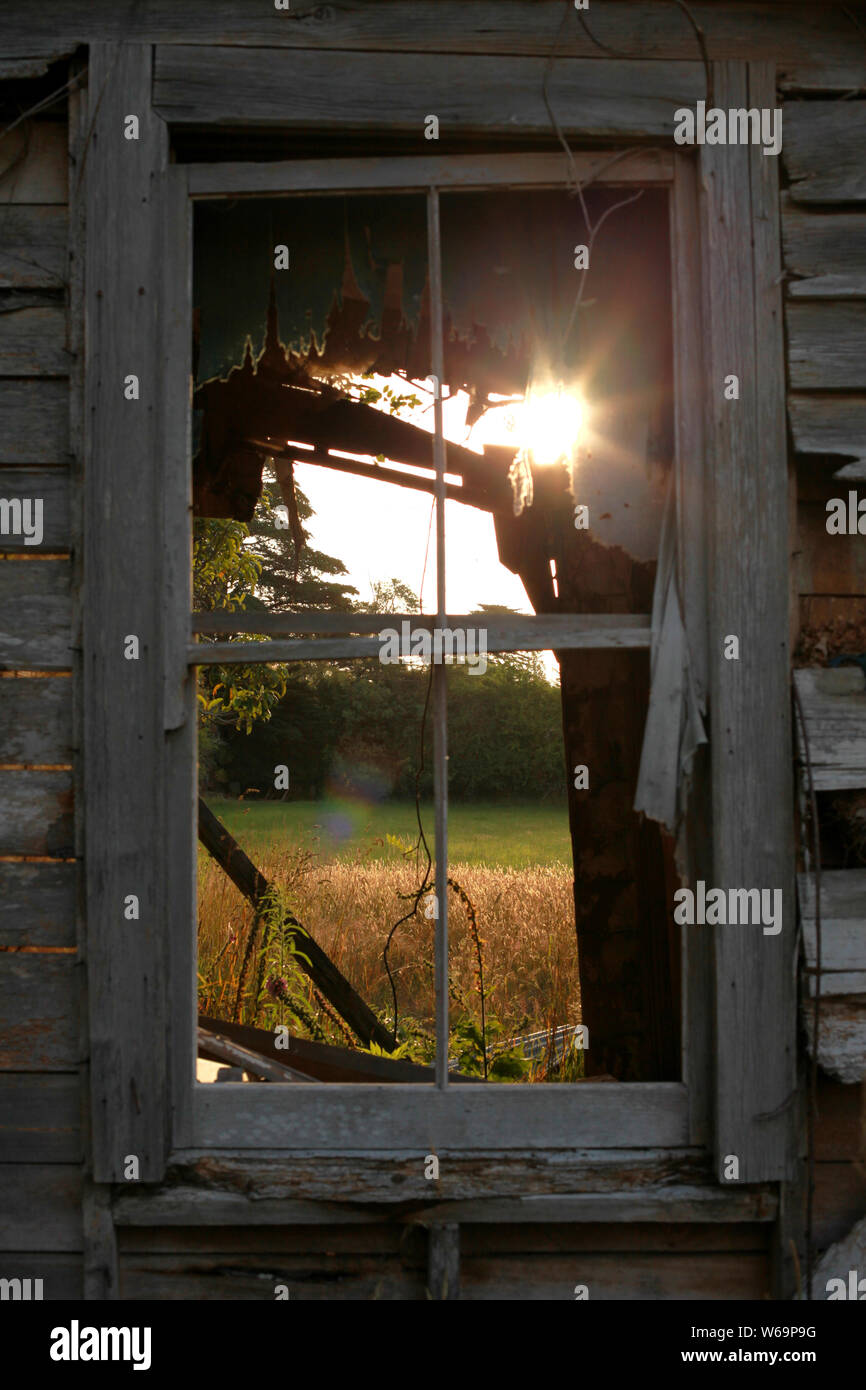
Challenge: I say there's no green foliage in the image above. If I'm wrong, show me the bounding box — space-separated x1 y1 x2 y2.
245 479 359 613
216 650 563 801
193 482 357 766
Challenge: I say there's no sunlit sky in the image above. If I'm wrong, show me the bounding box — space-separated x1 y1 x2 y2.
284 376 572 680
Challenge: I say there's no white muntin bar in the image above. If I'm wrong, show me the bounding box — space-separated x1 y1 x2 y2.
427 185 449 1092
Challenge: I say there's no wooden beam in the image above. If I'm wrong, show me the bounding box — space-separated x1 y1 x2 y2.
703 61 796 1183
188 149 672 197
190 614 651 664
111 1147 778 1224
197 797 394 1052
194 1080 689 1151
197 1026 315 1083
82 43 170 1183
198 1014 482 1085
154 47 704 137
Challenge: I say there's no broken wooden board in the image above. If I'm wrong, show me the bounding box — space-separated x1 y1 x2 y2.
793 667 866 791
802 996 866 1085
798 871 866 996
197 1026 314 1083
789 395 866 479
198 1014 480 1085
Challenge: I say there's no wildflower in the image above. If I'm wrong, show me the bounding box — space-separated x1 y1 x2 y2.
266 974 289 1001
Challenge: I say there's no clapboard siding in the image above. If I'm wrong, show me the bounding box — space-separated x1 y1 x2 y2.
1 2 863 89
0 559 72 668
0 863 76 947
0 305 69 376
0 122 67 204
0 1165 82 1250
0 471 70 552
782 197 866 299
0 676 73 761
117 1247 768 1301
0 380 69 462
789 395 866 476
0 1073 81 1161
0 770 73 855
153 47 704 135
0 955 79 1070
117 1220 769 1301
0 206 67 288
787 303 866 390
784 103 866 205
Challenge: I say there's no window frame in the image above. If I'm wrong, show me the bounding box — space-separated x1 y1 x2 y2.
83 45 794 1186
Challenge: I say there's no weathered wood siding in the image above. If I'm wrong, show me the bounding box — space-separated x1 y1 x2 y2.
0 104 82 1296
783 81 866 1264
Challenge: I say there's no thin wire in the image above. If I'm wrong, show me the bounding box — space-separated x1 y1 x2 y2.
793 679 822 1304
381 659 436 1045
0 70 86 142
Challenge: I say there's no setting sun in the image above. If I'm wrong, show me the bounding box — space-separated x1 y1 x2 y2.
471 385 585 467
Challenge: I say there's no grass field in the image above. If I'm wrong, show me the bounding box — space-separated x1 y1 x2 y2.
197 797 580 1072
206 796 572 869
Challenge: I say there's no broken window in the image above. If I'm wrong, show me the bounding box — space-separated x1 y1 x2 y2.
190 170 680 1087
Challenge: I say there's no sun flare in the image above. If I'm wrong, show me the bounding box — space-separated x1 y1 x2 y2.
472 385 585 467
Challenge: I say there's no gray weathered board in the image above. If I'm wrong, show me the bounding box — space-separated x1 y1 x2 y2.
153 47 704 136
0 862 76 947
782 195 866 299
786 303 866 390
702 61 796 1184
0 560 71 669
789 395 866 478
798 871 866 997
793 667 866 791
783 103 866 205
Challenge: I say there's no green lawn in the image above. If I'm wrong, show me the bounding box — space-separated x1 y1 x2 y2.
205 796 571 869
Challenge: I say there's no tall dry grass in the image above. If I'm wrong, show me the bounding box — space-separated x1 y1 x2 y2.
198 846 580 1046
